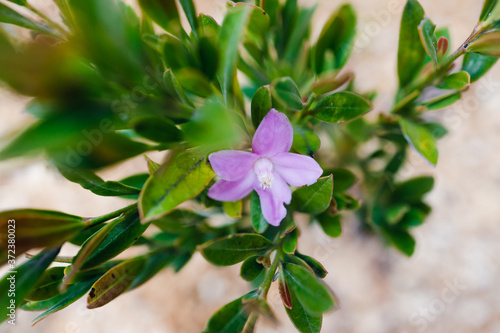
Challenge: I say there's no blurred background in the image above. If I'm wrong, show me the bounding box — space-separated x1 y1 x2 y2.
1 0 499 332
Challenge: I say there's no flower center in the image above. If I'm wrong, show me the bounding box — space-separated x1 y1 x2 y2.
254 158 274 190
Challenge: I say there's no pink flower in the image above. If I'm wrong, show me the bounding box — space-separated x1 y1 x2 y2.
208 109 323 226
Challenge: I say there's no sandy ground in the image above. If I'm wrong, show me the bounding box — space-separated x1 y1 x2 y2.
1 0 500 332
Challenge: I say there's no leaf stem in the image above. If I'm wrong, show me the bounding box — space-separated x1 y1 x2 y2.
259 246 283 299
83 203 138 228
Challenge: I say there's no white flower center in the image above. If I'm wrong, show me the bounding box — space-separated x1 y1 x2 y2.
254 158 274 190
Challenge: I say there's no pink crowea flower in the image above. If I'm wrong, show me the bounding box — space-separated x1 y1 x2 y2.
208 109 323 226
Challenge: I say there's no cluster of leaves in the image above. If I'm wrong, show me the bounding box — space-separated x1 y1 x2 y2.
1 0 499 332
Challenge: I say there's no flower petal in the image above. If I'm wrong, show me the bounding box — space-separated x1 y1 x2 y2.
209 150 258 181
273 152 323 187
255 173 291 226
208 172 255 202
252 109 293 157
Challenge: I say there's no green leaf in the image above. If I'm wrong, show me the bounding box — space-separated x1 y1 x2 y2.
316 212 342 238
183 99 242 149
153 209 205 233
138 0 184 36
218 4 251 104
240 256 264 282
197 36 219 80
128 251 175 290
392 176 434 203
199 234 273 266
64 211 147 286
131 115 183 143
313 91 372 123
175 68 213 97
139 150 215 222
87 258 145 309
0 210 84 262
418 18 438 66
294 252 328 279
223 200 243 219
205 297 250 333
251 85 272 128
251 191 269 233
0 3 52 34
6 0 28 6
399 118 438 165
292 126 321 157
283 262 336 315
285 282 323 333
0 247 60 324
310 72 353 95
314 4 356 73
398 0 426 86
437 71 470 90
25 267 66 302
480 0 499 21
272 77 303 111
462 52 498 82
55 164 141 197
179 0 198 38
422 91 462 111
283 228 298 254
29 278 96 325
384 227 416 256
467 31 500 57
283 6 316 63
291 175 333 215
331 168 356 193
163 69 195 107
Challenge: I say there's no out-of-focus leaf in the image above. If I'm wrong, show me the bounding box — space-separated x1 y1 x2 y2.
283 228 298 254
392 176 434 203
399 118 438 165
437 71 470 90
163 69 195 107
55 164 141 197
0 3 52 34
316 212 342 238
480 0 499 22
153 209 205 233
283 6 315 63
462 52 498 82
139 150 215 222
175 68 213 97
384 227 416 256
218 4 251 104
422 91 462 111
313 92 372 123
179 0 198 38
199 234 273 266
418 18 438 66
131 115 183 143
251 85 272 128
330 168 356 193
467 31 500 57
0 210 84 262
310 72 353 95
292 126 321 157
398 0 426 87
197 36 219 80
314 4 356 73
272 76 303 111
223 200 243 219
138 0 184 36
183 99 241 149
0 247 60 324
25 267 65 302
